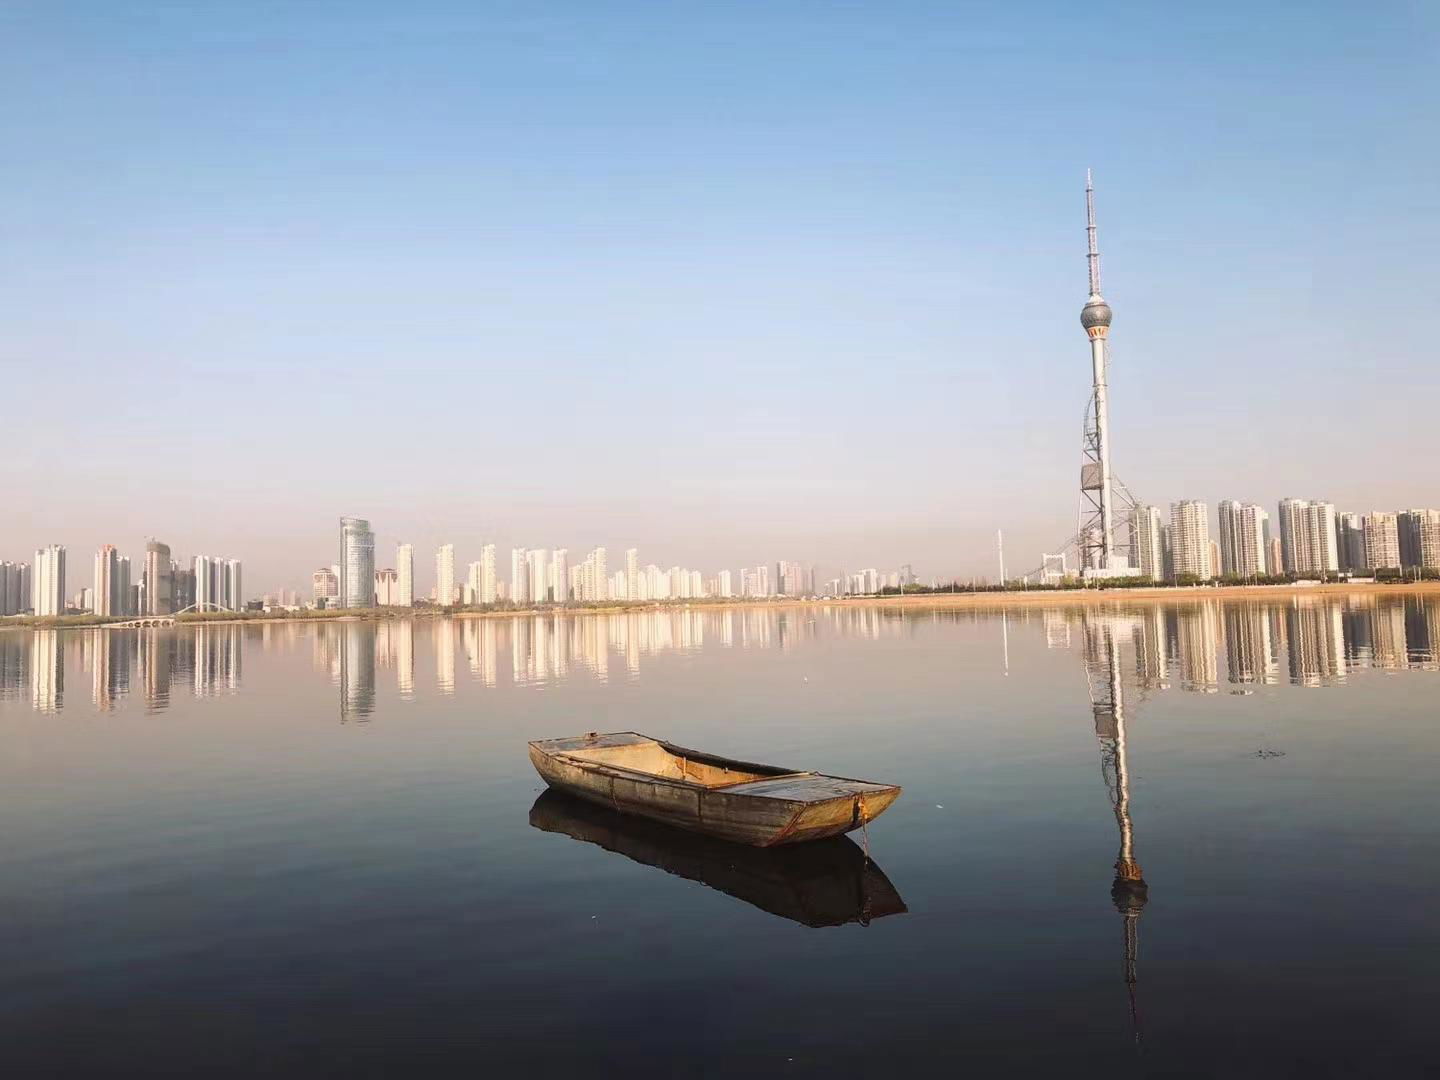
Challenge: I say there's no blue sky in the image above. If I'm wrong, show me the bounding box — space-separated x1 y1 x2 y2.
2 2 1436 590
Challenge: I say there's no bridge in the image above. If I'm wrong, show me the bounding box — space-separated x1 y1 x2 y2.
107 601 236 629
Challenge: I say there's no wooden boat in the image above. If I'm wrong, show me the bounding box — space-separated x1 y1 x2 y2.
527 732 901 847
529 789 907 927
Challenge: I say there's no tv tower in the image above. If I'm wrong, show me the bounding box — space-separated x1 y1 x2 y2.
1079 170 1119 573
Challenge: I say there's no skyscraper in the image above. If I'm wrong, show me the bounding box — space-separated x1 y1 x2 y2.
34 545 66 616
1397 509 1440 570
226 559 242 610
528 549 549 604
144 540 174 615
93 545 119 616
1130 505 1166 579
436 544 456 607
1169 501 1211 579
1217 501 1269 578
396 544 414 606
1363 513 1401 572
340 517 375 608
552 549 569 605
0 561 30 615
480 544 497 603
625 549 639 602
1335 513 1366 573
511 548 529 605
1278 499 1338 575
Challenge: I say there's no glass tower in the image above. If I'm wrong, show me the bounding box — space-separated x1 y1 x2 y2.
340 517 375 608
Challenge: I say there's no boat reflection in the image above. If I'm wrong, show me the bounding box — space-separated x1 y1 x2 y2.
529 789 907 928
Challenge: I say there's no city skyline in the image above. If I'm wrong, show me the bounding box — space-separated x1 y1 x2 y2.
2 5 1434 589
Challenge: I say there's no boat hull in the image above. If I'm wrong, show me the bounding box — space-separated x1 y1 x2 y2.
527 733 901 847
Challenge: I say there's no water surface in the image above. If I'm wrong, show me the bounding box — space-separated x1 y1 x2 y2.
2 596 1439 1076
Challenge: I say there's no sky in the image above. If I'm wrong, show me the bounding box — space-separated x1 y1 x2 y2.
2 1 1437 593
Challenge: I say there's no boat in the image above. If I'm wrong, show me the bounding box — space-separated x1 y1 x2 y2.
529 789 907 927
527 731 902 847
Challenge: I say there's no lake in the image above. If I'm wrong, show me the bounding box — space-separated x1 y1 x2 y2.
2 595 1439 1076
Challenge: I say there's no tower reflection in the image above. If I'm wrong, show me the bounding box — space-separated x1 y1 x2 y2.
1082 616 1148 1042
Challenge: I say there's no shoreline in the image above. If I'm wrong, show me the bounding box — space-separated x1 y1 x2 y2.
2 580 1437 631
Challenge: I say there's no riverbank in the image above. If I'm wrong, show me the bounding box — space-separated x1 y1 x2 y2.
839 580 1440 607
4 579 1436 632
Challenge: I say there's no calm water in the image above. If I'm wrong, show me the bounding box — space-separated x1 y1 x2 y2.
3 597 1440 1076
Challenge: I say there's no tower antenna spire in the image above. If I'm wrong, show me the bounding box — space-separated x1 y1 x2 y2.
1086 168 1101 297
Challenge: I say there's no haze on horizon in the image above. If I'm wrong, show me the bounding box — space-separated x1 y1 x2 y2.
3 2 1436 594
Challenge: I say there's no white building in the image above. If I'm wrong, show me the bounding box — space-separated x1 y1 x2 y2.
527 548 549 604
375 568 400 605
34 545 65 616
1218 501 1269 578
1169 501 1212 579
625 548 639 602
436 544 455 608
396 544 414 606
511 548 529 605
716 569 733 598
1363 512 1401 571
1130 506 1165 579
1278 499 1339 575
93 544 119 616
479 544 498 603
552 549 569 604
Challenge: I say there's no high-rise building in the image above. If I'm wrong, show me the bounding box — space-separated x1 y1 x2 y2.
1335 512 1366 573
374 568 400 605
396 544 414 606
716 569 733 598
0 561 30 615
313 566 340 603
625 549 639 602
1278 499 1338 575
1363 513 1401 572
1218 501 1270 578
144 540 174 615
480 544 497 603
1397 509 1440 570
173 565 196 612
340 517 376 608
465 561 483 605
527 549 549 604
552 549 569 605
511 548 529 605
1169 501 1211 579
1269 536 1284 577
226 559 242 610
93 545 119 616
1131 505 1166 579
436 544 455 608
592 548 608 602
34 545 66 616
116 556 132 616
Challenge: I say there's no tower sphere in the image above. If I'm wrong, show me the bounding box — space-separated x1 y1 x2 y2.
1081 295 1113 330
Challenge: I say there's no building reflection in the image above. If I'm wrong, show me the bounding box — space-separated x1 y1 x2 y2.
30 629 63 713
2 596 1438 717
340 622 376 721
